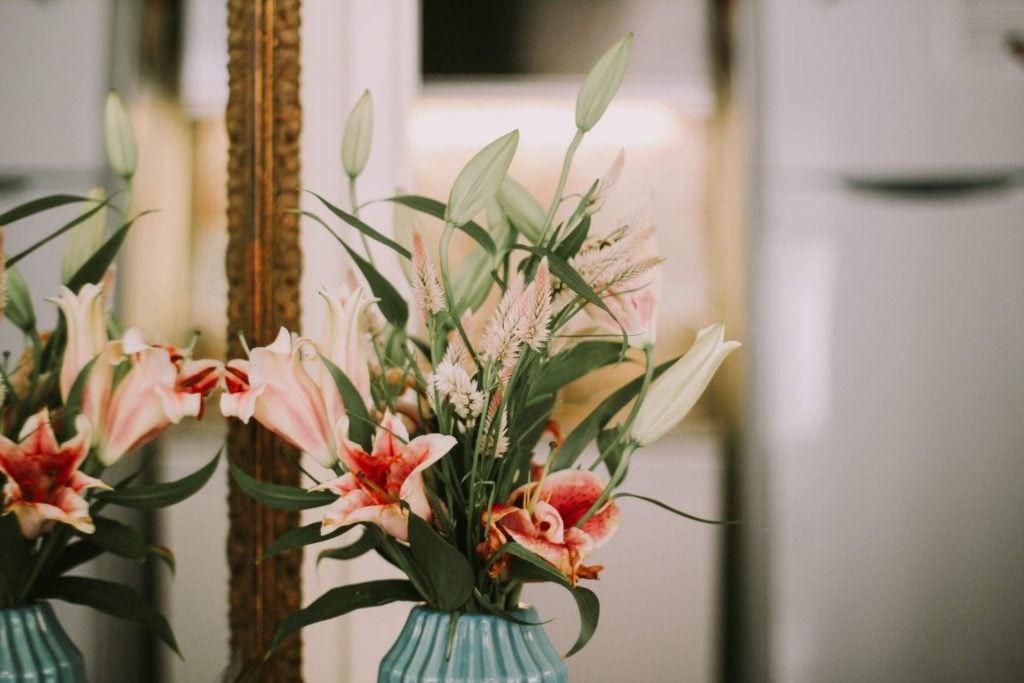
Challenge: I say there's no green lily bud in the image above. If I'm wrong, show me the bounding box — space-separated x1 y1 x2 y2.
61 187 107 284
104 90 137 179
342 90 374 178
4 266 36 331
629 321 740 446
452 200 513 313
447 130 519 227
575 33 633 133
497 176 545 244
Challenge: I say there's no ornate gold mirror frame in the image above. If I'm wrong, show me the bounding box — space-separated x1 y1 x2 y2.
224 0 303 679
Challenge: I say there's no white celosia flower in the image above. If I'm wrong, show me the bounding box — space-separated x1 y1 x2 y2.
589 148 625 214
481 273 530 368
429 358 485 428
520 259 553 351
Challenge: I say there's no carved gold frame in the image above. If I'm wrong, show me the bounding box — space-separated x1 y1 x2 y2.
225 0 303 679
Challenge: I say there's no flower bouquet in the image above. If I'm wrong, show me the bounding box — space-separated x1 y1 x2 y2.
222 34 739 674
0 93 221 673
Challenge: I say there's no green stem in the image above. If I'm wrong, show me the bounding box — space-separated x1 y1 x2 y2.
17 526 71 603
539 128 584 245
349 176 376 267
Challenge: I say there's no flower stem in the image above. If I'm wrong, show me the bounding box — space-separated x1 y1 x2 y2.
539 128 584 245
349 176 376 267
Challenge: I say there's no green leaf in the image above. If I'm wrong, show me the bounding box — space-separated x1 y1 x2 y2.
97 450 221 509
341 90 373 178
63 356 99 425
46 541 103 580
267 580 421 656
614 492 739 525
497 176 545 244
61 187 108 283
498 543 600 657
0 514 30 606
65 210 155 293
40 576 180 655
300 210 409 326
407 513 474 611
554 213 591 261
576 33 633 132
147 545 176 575
319 355 372 451
448 130 519 227
5 194 117 268
383 195 496 255
552 357 677 470
80 517 148 562
3 266 35 331
537 341 626 395
307 191 410 259
262 522 352 561
316 525 383 565
0 194 97 227
228 458 337 511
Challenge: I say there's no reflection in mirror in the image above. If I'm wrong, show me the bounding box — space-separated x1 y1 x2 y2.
0 1 229 681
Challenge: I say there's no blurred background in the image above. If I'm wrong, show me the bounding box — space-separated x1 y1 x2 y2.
1 0 1023 681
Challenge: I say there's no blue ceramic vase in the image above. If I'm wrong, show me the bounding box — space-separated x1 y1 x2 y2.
0 602 86 682
378 606 568 683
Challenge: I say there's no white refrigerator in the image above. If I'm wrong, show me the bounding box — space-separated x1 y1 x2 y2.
745 2 1024 681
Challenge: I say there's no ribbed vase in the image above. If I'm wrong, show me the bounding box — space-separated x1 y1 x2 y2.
0 603 86 682
378 606 568 683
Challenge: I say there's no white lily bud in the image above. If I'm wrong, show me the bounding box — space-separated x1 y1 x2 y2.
497 176 545 244
61 187 107 284
575 33 633 133
104 91 137 179
629 321 740 446
341 90 373 178
447 130 519 227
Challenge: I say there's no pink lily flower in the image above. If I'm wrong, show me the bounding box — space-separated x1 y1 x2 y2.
318 281 374 428
49 283 108 401
93 328 222 465
478 469 621 585
0 410 109 539
220 328 339 468
311 411 457 542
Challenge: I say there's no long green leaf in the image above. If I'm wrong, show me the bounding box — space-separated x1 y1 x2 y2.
536 341 626 395
0 515 30 606
262 522 352 561
65 210 155 292
97 450 221 509
267 579 422 656
228 458 336 511
0 194 97 226
382 195 496 255
300 210 409 326
5 195 117 268
80 517 148 561
614 492 739 525
46 541 103 580
552 357 677 470
319 356 372 451
499 543 600 656
316 525 383 566
307 191 411 259
40 576 181 656
407 513 474 611
3 267 35 331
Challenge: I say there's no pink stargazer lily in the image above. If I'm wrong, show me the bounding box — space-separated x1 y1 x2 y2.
0 410 109 539
50 283 108 401
478 469 621 585
318 280 374 427
311 411 457 542
92 328 221 465
221 328 340 467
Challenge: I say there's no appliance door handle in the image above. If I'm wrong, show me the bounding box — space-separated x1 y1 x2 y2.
840 171 1021 199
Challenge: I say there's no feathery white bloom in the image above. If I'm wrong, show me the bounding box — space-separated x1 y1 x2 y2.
430 359 485 428
480 273 529 368
589 148 625 214
411 230 445 321
519 259 553 351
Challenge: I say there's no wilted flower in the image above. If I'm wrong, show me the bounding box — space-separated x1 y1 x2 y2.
0 410 109 539
310 411 457 541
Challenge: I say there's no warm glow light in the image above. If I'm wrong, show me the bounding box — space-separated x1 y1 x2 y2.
410 97 683 149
